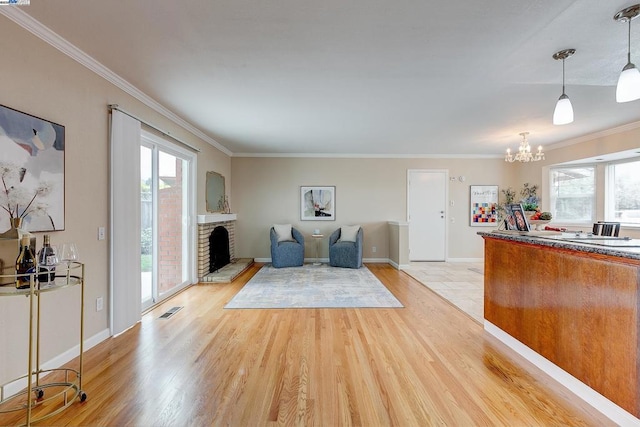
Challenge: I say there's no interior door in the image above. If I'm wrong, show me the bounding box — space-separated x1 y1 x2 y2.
407 170 447 261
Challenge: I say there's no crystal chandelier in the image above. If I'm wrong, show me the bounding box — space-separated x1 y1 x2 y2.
504 132 544 163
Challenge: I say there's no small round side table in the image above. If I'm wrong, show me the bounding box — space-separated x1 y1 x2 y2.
311 233 324 265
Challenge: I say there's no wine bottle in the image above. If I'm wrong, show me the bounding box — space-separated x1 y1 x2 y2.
16 236 36 289
37 234 56 286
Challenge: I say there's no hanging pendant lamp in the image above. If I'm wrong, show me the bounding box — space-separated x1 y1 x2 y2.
552 49 575 125
615 5 640 103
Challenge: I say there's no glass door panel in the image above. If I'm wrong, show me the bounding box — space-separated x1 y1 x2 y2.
140 136 193 312
140 145 154 310
157 150 188 297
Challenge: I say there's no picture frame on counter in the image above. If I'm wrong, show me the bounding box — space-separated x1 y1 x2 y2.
504 203 531 232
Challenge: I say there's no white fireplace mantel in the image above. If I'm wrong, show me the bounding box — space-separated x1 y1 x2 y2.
197 213 237 224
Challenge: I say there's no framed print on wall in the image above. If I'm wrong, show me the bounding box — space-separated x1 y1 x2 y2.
470 185 498 227
0 105 65 233
300 186 335 221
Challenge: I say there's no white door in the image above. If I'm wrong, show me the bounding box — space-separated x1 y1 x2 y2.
408 170 447 261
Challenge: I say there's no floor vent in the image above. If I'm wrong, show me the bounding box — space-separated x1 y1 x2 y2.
159 306 183 319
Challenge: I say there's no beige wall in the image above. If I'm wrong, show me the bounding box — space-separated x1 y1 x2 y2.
231 157 516 261
0 17 230 383
231 129 640 262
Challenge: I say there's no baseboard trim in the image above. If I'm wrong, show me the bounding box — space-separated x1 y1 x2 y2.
485 321 640 427
2 328 111 397
363 257 389 263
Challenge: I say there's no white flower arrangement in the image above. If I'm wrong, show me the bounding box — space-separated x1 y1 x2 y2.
0 161 54 226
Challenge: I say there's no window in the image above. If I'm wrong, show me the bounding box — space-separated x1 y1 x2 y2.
550 166 595 223
607 159 640 225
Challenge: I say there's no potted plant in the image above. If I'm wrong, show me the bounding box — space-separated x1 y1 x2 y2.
520 182 539 213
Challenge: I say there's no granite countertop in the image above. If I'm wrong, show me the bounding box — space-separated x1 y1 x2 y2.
477 230 640 261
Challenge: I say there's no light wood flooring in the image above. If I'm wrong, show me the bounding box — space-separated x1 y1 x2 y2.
1 263 613 426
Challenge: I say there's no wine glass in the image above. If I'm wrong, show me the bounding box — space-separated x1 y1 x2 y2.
59 243 79 271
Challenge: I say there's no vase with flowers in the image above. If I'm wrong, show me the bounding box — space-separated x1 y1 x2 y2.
519 182 540 215
0 162 52 283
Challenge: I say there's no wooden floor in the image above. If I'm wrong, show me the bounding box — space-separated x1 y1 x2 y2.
1 263 613 426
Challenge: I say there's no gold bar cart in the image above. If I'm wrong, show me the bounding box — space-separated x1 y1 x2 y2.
0 262 86 426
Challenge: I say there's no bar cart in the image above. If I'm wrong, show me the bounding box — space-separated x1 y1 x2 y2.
0 262 86 426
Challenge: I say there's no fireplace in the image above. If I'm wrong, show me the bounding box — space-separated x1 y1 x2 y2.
209 226 230 272
197 213 253 283
197 214 237 280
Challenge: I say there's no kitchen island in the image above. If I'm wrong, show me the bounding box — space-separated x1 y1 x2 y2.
479 231 640 424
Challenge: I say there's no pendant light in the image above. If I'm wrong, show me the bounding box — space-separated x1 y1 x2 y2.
614 5 640 103
552 49 575 125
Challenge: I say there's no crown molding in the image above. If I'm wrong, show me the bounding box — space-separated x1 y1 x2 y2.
232 152 504 159
0 7 232 157
544 120 640 151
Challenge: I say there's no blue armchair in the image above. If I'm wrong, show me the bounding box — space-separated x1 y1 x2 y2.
270 226 305 268
329 226 363 269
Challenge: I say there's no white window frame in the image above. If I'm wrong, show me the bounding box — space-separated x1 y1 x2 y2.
548 165 596 226
605 158 640 227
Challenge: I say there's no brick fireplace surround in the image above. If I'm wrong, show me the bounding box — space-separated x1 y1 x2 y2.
197 214 237 280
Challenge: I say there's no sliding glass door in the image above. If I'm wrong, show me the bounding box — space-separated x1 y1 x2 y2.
140 132 195 311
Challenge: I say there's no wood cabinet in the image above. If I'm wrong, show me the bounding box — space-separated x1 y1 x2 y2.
483 235 640 418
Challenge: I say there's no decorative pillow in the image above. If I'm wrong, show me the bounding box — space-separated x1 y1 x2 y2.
339 225 360 242
273 224 294 242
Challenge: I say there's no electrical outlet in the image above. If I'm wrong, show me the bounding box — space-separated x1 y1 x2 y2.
98 226 105 241
96 297 104 311
451 217 456 223
372 246 377 253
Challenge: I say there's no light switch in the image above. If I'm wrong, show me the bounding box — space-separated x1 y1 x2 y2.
98 226 105 240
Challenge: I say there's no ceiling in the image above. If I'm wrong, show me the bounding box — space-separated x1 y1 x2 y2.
11 0 640 156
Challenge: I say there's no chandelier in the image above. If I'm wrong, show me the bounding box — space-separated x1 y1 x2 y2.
505 132 544 163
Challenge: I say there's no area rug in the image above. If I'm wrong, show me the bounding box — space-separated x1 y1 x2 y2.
225 264 403 309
